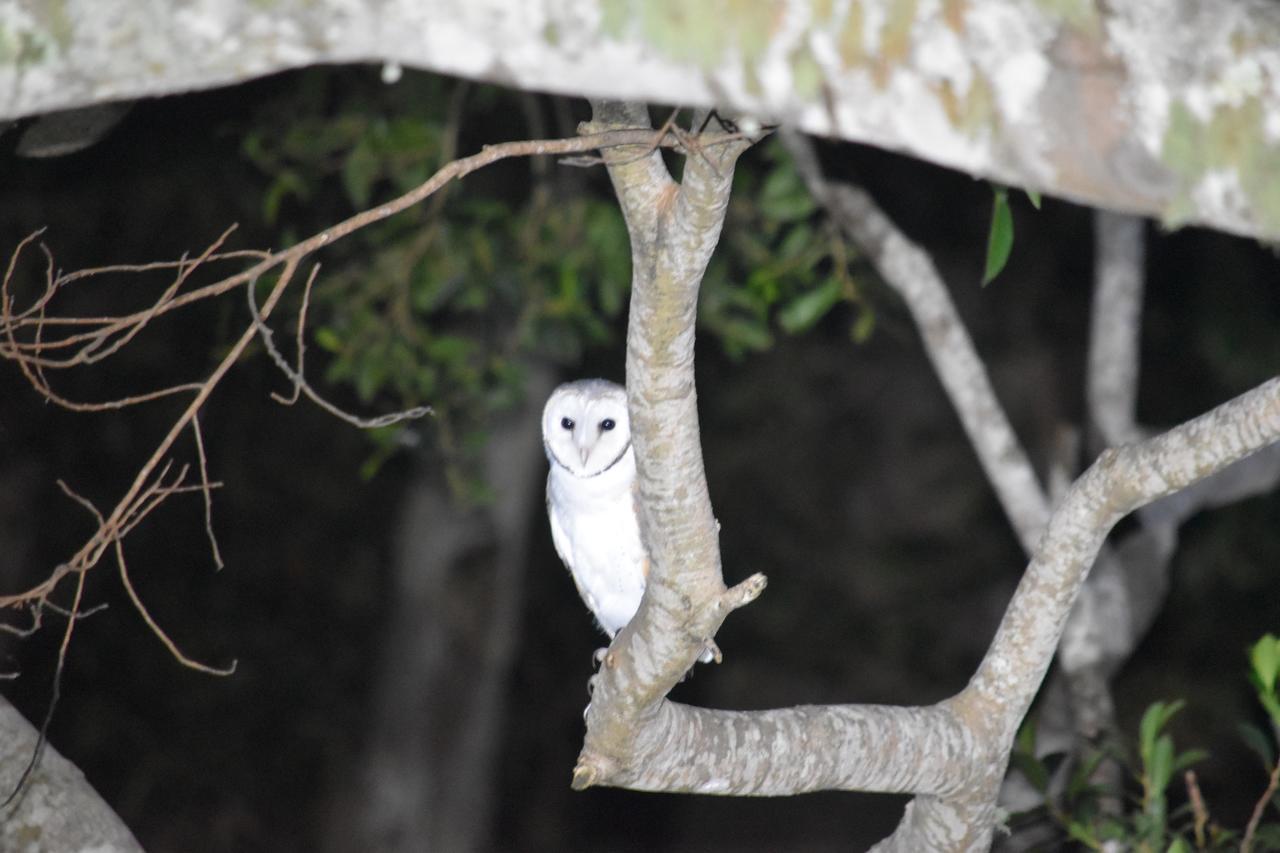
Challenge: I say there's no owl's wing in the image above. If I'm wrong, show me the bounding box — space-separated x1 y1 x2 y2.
547 479 599 614
546 479 572 570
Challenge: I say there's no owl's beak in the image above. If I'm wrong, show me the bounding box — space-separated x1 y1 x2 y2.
574 432 592 465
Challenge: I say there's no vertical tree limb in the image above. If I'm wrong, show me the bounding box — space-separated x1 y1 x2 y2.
1088 212 1147 449
573 101 765 787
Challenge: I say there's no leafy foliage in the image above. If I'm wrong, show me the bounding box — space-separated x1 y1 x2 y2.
1009 635 1280 851
702 138 873 358
242 72 632 494
241 72 874 491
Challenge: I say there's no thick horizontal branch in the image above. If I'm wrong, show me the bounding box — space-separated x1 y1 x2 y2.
584 700 980 798
4 1 1280 239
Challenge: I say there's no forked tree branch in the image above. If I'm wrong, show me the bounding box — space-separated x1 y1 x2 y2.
574 101 767 787
0 119 767 830
579 112 1280 851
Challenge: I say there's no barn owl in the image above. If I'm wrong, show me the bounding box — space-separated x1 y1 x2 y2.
542 379 715 664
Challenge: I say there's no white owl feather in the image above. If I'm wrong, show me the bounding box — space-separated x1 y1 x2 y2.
542 379 715 664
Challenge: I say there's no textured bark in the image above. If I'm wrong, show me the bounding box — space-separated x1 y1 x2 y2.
0 696 143 852
577 106 1280 850
1088 212 1147 450
785 133 1280 843
3 1 1280 240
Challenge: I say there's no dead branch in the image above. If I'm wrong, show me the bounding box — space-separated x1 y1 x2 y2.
246 269 430 429
0 124 733 651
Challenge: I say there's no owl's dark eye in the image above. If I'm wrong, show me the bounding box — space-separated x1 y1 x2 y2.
600 418 616 431
560 417 575 430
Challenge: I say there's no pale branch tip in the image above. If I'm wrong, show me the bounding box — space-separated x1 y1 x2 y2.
721 572 767 612
571 762 598 791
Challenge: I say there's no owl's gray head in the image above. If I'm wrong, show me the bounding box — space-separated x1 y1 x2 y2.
542 379 631 477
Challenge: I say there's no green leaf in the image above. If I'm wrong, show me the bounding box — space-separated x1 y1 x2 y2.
262 170 309 225
1166 836 1191 853
1170 748 1208 778
342 137 381 208
778 277 842 334
354 354 386 403
1025 189 1042 209
1140 700 1186 765
1010 751 1049 793
776 222 815 262
1150 733 1175 794
850 306 876 344
983 187 1014 286
1250 634 1280 694
1237 721 1276 768
1066 820 1101 849
1068 748 1110 801
313 327 343 353
1261 689 1280 729
707 316 774 357
759 163 816 222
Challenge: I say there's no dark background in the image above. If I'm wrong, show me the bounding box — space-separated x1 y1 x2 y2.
1 67 1277 851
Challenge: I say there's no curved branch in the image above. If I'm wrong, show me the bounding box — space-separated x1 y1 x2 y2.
782 130 1050 552
0 696 142 852
966 376 1280 737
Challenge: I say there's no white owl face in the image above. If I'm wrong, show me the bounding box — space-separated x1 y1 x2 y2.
542 380 632 478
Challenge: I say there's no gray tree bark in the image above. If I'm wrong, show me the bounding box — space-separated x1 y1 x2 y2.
575 102 1280 851
0 696 144 853
3 1 1280 241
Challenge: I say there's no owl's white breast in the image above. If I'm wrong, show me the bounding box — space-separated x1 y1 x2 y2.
546 450 647 637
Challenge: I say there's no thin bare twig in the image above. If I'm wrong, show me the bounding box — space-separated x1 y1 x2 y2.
1242 759 1280 853
269 264 320 407
191 415 225 570
113 534 235 676
0 126 703 624
2 570 87 807
1185 770 1208 850
247 268 431 429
